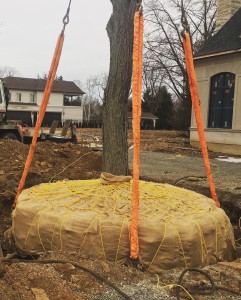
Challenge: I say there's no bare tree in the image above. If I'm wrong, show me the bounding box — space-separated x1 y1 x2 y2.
143 62 165 97
144 0 216 129
83 77 99 125
37 73 64 80
75 76 104 127
0 66 19 78
94 72 108 102
103 0 136 175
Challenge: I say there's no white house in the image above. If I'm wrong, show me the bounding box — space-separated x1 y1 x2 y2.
3 77 84 127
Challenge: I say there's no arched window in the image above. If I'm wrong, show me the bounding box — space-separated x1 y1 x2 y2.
208 72 235 129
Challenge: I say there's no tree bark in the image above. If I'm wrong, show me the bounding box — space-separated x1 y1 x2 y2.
102 0 136 175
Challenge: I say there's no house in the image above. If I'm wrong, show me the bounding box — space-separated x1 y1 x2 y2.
190 1 241 155
2 77 84 127
127 111 159 130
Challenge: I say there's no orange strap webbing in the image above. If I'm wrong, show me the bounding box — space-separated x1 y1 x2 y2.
130 10 144 260
182 31 220 208
13 32 65 207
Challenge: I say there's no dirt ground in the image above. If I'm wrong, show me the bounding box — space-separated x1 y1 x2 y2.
1 130 241 300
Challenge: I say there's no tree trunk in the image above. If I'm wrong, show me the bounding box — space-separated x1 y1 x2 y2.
102 0 136 175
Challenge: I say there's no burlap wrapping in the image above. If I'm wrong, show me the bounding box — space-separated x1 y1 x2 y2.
6 179 235 272
100 172 132 184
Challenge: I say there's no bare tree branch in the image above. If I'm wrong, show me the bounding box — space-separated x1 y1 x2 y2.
0 66 19 78
143 0 216 129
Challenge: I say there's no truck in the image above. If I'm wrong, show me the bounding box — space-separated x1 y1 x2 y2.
0 79 25 142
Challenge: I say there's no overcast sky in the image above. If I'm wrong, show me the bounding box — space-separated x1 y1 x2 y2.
0 0 112 83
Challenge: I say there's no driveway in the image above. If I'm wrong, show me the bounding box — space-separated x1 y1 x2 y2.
129 150 241 222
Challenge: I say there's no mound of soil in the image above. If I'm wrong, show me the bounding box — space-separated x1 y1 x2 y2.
0 140 102 196
0 140 102 255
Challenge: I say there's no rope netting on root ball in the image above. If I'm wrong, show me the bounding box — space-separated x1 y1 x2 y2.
6 176 235 273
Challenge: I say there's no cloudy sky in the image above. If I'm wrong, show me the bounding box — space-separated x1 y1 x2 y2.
0 0 112 83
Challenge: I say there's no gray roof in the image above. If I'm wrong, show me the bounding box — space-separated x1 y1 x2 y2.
195 8 241 58
2 77 85 95
128 111 158 120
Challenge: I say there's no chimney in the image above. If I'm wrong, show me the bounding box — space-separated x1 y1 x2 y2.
216 0 241 31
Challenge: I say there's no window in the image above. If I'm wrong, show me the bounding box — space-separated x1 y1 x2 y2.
208 72 235 129
30 93 35 103
16 93 22 102
64 95 82 106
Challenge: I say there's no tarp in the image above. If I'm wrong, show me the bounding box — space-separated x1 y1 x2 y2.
6 179 235 273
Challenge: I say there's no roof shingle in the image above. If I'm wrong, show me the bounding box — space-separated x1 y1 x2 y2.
127 111 158 120
195 8 241 58
2 77 85 95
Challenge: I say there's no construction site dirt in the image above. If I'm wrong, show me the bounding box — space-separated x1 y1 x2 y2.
0 129 241 300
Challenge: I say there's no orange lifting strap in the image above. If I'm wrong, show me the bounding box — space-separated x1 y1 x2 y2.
13 1 72 207
130 7 144 260
182 31 220 208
